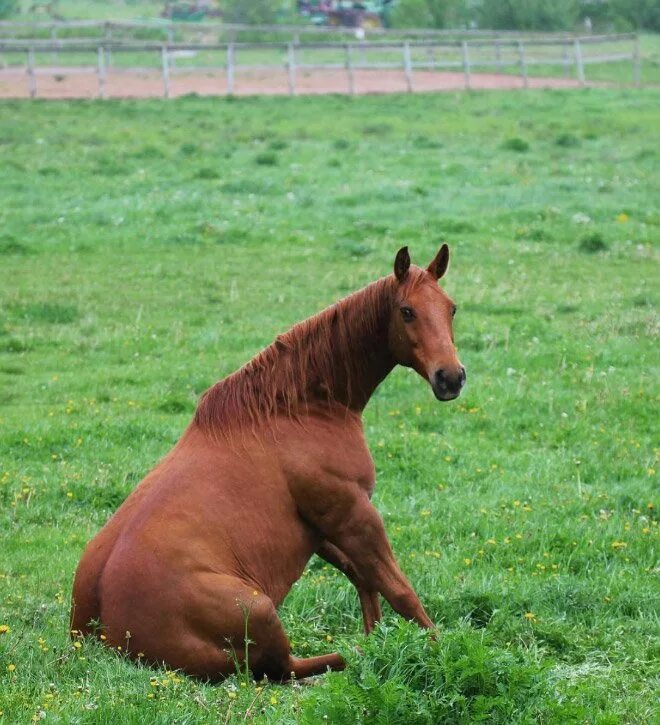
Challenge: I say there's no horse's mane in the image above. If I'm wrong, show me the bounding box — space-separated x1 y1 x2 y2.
194 270 424 435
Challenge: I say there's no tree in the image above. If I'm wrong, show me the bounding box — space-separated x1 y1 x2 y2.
478 0 580 31
0 0 18 20
608 0 660 31
390 0 468 29
221 0 280 25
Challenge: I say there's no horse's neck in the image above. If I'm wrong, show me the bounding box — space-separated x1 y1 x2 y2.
308 281 395 413
341 330 395 412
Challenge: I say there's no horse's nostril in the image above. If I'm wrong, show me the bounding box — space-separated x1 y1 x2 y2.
459 366 467 386
435 369 446 385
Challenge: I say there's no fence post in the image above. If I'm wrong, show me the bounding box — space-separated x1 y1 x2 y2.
287 42 296 95
345 43 355 96
574 38 585 86
495 38 502 72
97 45 106 99
167 26 175 70
633 34 641 87
104 21 112 69
461 41 471 90
517 40 528 89
226 42 235 95
50 24 58 64
26 46 36 99
161 45 170 98
562 38 570 77
403 40 413 92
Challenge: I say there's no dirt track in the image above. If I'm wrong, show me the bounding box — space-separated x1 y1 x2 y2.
0 66 583 99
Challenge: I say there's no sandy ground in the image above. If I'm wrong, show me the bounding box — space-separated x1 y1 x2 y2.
0 66 583 100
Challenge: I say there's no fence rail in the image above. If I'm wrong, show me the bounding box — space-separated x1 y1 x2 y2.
0 33 642 100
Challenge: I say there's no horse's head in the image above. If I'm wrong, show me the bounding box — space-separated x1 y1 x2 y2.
388 245 465 402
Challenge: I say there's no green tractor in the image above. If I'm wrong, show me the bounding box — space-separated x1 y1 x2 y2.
301 1 396 30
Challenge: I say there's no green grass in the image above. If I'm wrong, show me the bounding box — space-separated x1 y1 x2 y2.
0 89 658 723
15 0 163 22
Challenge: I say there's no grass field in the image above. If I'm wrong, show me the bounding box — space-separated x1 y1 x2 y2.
0 88 658 722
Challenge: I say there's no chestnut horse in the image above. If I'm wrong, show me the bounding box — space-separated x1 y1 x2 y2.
71 245 465 680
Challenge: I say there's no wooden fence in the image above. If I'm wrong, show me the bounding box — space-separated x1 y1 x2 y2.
0 33 641 100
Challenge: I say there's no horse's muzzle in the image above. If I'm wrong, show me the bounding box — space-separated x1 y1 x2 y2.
431 366 466 401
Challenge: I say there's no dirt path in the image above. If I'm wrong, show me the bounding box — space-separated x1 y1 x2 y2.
0 66 583 100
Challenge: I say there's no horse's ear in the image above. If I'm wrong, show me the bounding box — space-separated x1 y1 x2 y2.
394 246 411 282
427 243 449 281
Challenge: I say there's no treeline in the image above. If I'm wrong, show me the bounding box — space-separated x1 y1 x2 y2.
390 0 660 32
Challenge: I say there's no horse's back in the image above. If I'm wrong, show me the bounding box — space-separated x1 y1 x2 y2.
70 439 187 635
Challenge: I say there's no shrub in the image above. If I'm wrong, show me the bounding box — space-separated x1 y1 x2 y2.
195 167 221 180
579 232 608 253
555 133 580 148
301 621 555 723
501 137 530 152
0 0 18 20
255 151 278 166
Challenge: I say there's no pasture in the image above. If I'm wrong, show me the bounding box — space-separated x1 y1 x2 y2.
0 88 658 722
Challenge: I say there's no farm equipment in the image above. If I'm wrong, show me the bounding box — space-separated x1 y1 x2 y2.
299 1 396 29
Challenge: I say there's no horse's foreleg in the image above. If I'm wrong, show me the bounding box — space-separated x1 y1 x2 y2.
316 540 382 633
321 496 434 629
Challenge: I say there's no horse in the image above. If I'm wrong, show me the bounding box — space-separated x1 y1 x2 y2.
70 244 465 681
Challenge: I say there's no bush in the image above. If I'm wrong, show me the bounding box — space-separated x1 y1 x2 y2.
391 0 469 28
555 133 580 148
579 232 608 253
255 151 278 166
478 0 579 31
195 167 221 180
501 137 530 152
301 621 556 723
222 0 278 25
0 0 18 20
389 0 660 31
608 0 660 31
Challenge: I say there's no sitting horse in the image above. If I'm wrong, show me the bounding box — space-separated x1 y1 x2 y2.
71 245 465 680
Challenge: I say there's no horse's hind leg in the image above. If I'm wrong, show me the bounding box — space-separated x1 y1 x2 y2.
241 592 345 681
191 574 344 681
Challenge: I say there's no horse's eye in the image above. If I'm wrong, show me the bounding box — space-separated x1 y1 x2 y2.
452 305 457 318
400 306 415 323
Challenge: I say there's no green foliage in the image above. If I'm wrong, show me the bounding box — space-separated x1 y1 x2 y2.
0 89 657 722
578 231 608 253
303 621 556 722
255 150 278 166
221 0 279 25
608 0 660 31
391 0 468 29
0 0 18 20
478 0 580 31
501 136 530 152
390 0 660 30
